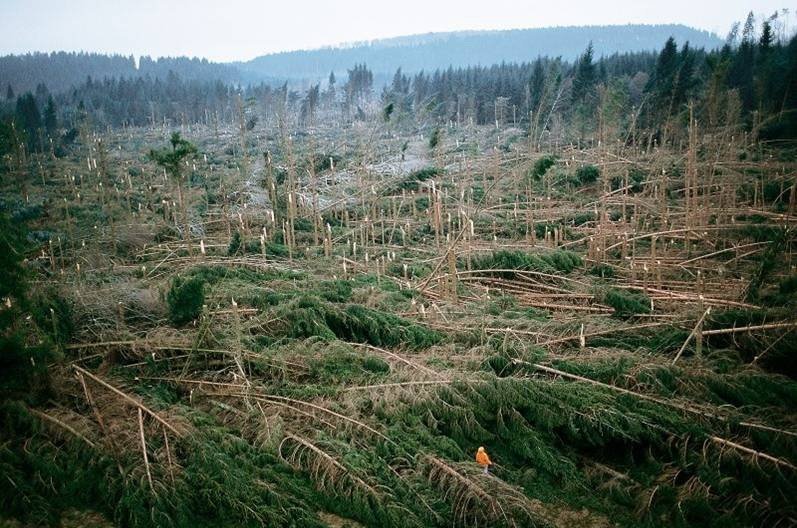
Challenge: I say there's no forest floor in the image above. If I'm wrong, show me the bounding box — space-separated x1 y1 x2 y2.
1 118 796 528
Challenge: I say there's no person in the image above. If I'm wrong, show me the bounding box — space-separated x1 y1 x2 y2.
475 446 492 474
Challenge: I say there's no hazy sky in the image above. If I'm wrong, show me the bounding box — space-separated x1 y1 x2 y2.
0 0 793 62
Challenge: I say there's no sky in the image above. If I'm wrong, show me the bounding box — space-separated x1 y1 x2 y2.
0 0 793 62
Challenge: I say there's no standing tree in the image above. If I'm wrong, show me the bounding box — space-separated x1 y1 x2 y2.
728 12 758 112
571 43 596 104
43 96 57 139
15 93 41 152
301 84 320 126
571 43 597 139
324 71 337 117
149 132 198 254
645 37 697 142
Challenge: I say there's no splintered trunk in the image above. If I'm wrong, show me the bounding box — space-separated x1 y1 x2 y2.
324 223 332 257
237 95 249 177
109 209 117 256
447 248 458 303
685 105 697 258
176 179 192 255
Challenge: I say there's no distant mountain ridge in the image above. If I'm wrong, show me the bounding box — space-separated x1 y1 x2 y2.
238 24 723 82
0 24 723 95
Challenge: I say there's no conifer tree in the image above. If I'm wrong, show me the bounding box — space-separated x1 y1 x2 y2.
571 43 597 138
571 42 596 104
149 132 198 254
43 96 57 138
14 93 41 151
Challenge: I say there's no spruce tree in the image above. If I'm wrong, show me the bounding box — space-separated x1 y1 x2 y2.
14 93 42 151
149 132 198 254
43 96 57 138
529 60 545 112
571 42 596 105
571 43 597 138
759 20 773 53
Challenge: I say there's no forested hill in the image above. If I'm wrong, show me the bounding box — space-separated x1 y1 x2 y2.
0 52 241 96
1 24 722 95
238 24 723 82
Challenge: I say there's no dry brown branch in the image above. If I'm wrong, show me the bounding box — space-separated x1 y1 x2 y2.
138 408 155 493
279 433 380 498
343 380 470 391
709 436 797 472
534 320 682 347
626 286 758 309
28 408 96 448
221 392 392 443
66 339 191 351
162 427 175 484
346 342 444 379
676 241 771 266
73 366 185 437
672 308 711 365
701 321 797 336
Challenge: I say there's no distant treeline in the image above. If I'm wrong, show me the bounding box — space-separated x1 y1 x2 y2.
0 24 722 96
0 13 795 162
382 18 796 140
0 52 240 95
238 24 722 81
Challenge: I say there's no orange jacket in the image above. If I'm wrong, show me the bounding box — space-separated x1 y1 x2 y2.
475 449 492 466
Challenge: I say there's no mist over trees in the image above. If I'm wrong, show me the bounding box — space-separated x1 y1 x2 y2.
0 52 241 95
0 14 794 167
239 24 722 82
1 24 721 97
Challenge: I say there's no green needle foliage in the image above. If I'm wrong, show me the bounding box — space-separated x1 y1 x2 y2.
0 213 59 403
428 128 441 150
166 275 205 326
398 376 797 527
602 288 651 317
0 401 330 528
396 167 444 191
470 249 582 278
148 132 198 181
530 155 557 180
273 295 441 349
574 164 600 185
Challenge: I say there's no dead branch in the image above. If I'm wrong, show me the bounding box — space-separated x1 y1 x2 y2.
672 308 711 365
28 408 96 448
138 408 155 493
73 366 185 437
